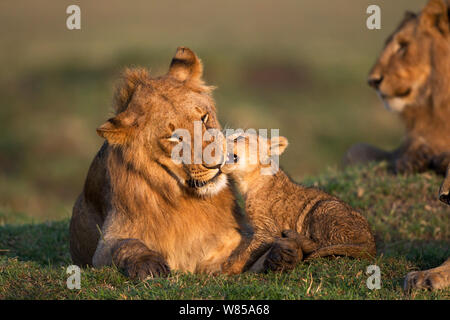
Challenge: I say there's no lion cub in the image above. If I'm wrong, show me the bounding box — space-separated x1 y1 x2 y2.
222 133 376 260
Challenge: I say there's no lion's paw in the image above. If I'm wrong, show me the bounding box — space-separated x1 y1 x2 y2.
404 269 449 291
123 253 170 280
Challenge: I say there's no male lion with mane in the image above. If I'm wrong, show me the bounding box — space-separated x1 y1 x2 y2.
344 0 450 175
69 47 302 279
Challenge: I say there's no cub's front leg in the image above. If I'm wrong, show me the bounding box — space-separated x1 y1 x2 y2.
249 230 303 273
264 230 303 272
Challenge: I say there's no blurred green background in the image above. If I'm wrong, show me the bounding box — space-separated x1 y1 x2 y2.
0 0 425 221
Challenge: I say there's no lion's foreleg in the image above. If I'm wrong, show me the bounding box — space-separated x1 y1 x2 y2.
439 164 450 204
93 237 170 279
431 153 450 176
404 258 450 291
92 216 170 279
392 138 435 174
343 143 391 167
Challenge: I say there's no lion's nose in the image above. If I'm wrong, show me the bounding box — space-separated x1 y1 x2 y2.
439 191 450 205
203 154 225 170
368 75 383 89
203 163 222 170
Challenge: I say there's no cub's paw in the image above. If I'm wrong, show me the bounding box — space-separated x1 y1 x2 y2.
122 252 170 280
263 230 302 272
404 269 449 291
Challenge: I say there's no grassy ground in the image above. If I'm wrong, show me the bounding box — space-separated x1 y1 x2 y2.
1 163 448 300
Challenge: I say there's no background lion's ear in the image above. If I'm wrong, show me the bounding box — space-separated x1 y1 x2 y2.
420 0 449 35
96 112 137 145
404 11 417 21
168 47 204 83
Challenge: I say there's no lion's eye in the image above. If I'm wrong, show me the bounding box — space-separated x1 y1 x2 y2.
168 133 183 143
201 113 209 124
398 41 409 54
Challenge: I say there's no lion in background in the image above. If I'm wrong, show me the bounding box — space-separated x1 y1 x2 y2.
69 47 302 279
344 0 450 175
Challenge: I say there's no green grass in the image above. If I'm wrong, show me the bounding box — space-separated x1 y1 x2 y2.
1 164 448 300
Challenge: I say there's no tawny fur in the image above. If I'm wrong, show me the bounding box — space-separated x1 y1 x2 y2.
222 133 376 261
70 47 299 279
404 165 450 291
344 0 450 175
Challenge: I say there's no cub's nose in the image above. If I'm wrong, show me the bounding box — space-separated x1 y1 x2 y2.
227 152 238 163
368 75 383 89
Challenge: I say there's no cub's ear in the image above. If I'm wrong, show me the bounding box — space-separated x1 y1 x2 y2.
270 136 289 156
420 0 449 35
96 112 137 145
168 47 204 83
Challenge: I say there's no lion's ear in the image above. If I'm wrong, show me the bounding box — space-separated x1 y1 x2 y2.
168 47 204 83
420 0 449 35
96 112 137 145
114 68 149 114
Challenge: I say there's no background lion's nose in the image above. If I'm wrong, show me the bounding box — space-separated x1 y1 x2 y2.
439 192 450 205
368 75 383 89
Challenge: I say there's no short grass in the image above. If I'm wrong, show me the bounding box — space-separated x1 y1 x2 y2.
1 163 449 300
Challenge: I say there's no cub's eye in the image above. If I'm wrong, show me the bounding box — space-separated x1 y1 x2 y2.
201 113 209 124
167 134 183 143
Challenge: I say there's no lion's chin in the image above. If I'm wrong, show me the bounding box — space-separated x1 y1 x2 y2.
382 98 407 113
191 174 228 197
378 92 407 113
377 87 417 113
